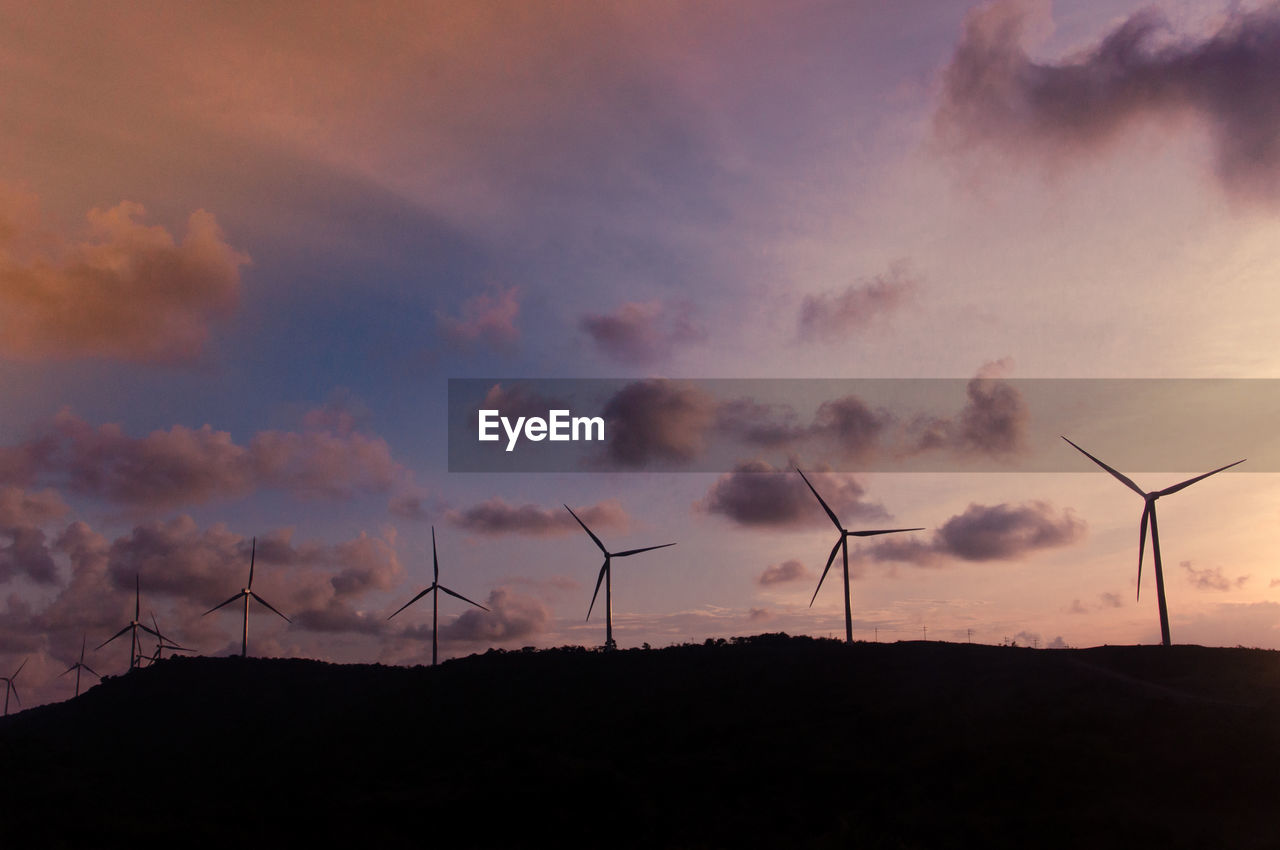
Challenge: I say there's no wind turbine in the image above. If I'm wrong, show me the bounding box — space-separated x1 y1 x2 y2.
565 504 675 651
60 635 100 697
98 575 162 672
388 527 489 665
796 467 923 643
2 658 26 716
140 613 193 666
1062 436 1245 647
203 537 291 658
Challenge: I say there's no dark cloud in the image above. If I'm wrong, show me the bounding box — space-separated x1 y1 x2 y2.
1181 560 1248 592
797 264 917 342
599 379 716 468
715 399 811 449
579 300 704 363
0 195 248 363
0 406 404 508
904 361 1026 458
435 587 550 644
748 607 773 622
758 559 811 586
937 0 1280 202
1068 598 1088 615
0 487 68 585
697 459 887 528
447 498 628 537
0 526 57 584
0 487 67 527
438 286 520 351
105 517 401 613
1099 592 1123 608
388 491 431 521
293 600 387 635
810 396 891 460
862 501 1084 565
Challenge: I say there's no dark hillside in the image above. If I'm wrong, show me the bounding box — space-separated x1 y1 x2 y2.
3 636 1279 848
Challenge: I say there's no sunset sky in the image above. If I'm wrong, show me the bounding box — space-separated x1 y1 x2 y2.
4 0 1280 709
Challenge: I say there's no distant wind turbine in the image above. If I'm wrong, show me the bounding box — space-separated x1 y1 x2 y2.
2 658 26 716
141 613 193 666
388 527 488 665
565 504 675 651
60 635 100 697
98 575 162 672
203 537 291 658
1062 436 1245 647
796 467 923 643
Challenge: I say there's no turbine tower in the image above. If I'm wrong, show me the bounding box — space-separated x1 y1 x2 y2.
1062 436 1245 647
388 527 489 665
796 467 923 643
60 635 100 697
2 658 26 716
98 575 162 671
565 504 675 651
203 537 291 658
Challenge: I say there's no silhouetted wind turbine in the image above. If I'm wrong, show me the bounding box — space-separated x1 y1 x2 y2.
796 467 923 643
60 635 100 697
141 613 192 665
2 658 25 716
98 575 161 672
388 527 488 665
203 537 290 658
1062 436 1245 647
565 504 675 651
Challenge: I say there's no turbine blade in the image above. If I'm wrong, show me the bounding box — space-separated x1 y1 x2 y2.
796 467 843 531
1155 459 1247 497
438 585 490 611
60 665 75 677
9 684 17 706
138 623 162 639
83 665 100 678
1137 502 1150 602
847 528 925 537
387 585 436 620
203 592 245 616
248 536 256 588
565 505 608 554
1061 437 1146 497
809 536 843 607
586 560 609 622
250 592 291 623
613 542 677 558
97 625 133 649
432 526 440 584
13 658 26 678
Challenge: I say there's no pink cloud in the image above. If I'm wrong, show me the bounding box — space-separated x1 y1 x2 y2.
580 300 703 363
438 286 520 351
447 497 629 537
797 264 916 343
0 405 405 508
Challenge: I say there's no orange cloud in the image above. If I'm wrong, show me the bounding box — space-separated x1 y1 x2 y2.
0 193 248 363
